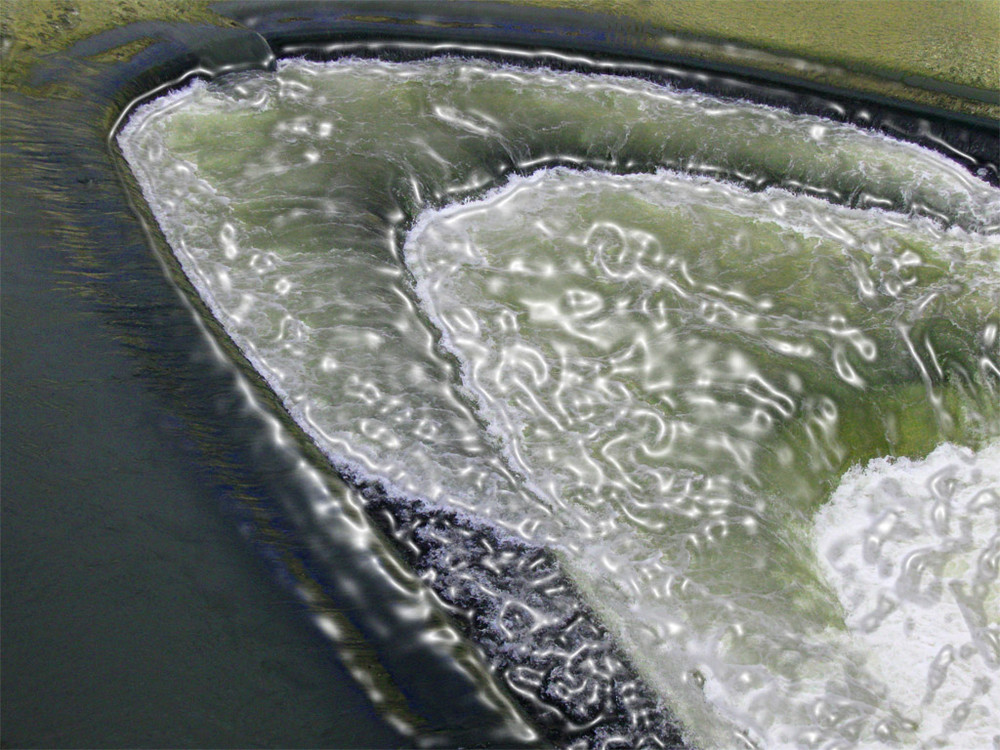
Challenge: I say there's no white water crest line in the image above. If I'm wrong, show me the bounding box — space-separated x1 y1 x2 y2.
119 56 1000 749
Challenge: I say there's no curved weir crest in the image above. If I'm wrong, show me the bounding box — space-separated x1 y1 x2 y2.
118 56 1000 748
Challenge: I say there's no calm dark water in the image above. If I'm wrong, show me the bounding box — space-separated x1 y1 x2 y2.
2 4 997 749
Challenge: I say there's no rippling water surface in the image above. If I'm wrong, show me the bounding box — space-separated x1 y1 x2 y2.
120 57 1000 748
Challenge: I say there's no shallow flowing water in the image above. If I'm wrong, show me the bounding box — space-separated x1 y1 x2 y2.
119 56 1000 748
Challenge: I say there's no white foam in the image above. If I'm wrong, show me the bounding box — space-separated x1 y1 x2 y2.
814 442 1000 748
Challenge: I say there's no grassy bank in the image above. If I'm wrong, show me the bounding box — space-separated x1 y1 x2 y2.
2 0 998 118
525 0 1000 91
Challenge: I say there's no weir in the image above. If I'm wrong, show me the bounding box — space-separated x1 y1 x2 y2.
117 54 999 748
3 3 998 748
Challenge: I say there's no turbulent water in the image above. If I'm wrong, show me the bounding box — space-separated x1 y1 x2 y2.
119 57 1000 749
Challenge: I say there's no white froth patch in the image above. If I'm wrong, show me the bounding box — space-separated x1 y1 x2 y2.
814 441 1000 748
